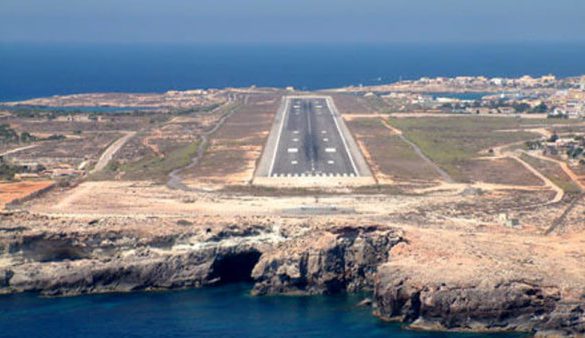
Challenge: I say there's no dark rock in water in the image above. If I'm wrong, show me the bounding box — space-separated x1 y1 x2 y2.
0 269 14 288
356 298 373 307
251 225 403 295
373 268 585 336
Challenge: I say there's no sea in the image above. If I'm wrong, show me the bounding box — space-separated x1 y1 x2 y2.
1 42 585 102
0 283 527 338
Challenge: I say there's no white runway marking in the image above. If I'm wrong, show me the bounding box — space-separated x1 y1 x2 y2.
325 97 359 176
267 96 363 179
268 97 289 176
307 105 316 172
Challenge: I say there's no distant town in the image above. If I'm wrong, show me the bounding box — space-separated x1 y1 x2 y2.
339 74 585 118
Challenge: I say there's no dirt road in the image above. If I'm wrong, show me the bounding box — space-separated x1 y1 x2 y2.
91 131 136 173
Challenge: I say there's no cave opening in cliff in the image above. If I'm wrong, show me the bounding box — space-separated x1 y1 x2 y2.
209 250 262 284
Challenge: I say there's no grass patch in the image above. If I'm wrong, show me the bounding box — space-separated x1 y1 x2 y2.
520 154 581 194
93 141 200 182
388 116 539 181
121 141 200 181
363 95 392 114
352 118 384 127
519 118 581 126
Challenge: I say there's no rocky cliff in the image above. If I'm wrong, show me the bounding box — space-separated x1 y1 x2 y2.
252 225 402 295
0 219 403 297
2 212 585 336
374 269 585 336
0 218 278 296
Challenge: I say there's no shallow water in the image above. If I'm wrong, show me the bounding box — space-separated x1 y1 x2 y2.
0 284 527 338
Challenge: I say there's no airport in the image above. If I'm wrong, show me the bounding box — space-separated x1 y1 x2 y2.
255 96 371 182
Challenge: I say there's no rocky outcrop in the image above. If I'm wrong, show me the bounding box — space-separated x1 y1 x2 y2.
3 212 585 336
1 221 403 297
251 225 403 295
4 245 263 296
0 222 276 296
373 266 585 336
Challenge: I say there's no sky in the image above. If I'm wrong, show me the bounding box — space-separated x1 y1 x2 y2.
1 0 584 44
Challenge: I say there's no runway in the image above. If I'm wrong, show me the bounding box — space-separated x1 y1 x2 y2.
268 97 358 177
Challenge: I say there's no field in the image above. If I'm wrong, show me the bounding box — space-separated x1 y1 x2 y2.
387 116 541 182
327 93 378 115
182 93 282 188
0 180 54 209
346 117 440 183
521 154 582 194
90 102 239 181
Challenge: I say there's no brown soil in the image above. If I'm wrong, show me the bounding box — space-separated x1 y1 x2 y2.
0 180 54 209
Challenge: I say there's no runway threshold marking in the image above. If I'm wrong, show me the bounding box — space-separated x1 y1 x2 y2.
267 96 362 178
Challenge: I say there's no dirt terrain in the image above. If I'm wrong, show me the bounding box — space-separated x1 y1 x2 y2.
0 181 54 209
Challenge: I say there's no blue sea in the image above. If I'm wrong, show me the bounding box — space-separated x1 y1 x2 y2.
1 42 585 101
0 284 526 338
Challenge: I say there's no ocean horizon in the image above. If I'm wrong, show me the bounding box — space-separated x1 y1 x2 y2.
2 42 585 102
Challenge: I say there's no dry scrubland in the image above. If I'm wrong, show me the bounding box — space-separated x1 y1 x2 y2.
182 93 283 188
1 90 585 336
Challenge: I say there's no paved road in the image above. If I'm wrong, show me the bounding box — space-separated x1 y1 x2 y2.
269 98 357 177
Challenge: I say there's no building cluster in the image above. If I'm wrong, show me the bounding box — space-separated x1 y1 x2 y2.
548 89 585 118
0 156 87 180
411 74 559 90
373 75 585 118
527 133 585 165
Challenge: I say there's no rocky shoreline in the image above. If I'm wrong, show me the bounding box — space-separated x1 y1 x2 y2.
1 213 584 336
373 272 583 337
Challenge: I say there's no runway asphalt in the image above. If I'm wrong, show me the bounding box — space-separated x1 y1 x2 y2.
269 97 357 177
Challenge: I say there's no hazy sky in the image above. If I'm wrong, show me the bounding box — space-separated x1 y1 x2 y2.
1 0 584 43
